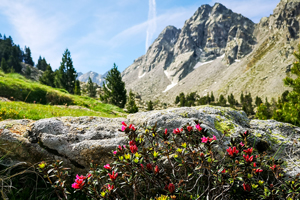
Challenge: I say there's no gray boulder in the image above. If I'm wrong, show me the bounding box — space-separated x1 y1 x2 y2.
0 106 299 176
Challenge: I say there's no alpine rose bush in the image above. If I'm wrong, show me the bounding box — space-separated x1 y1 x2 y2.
44 121 300 199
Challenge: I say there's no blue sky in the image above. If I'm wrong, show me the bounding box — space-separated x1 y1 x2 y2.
0 0 280 75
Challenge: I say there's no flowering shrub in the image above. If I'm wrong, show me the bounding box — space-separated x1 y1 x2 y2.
43 121 300 199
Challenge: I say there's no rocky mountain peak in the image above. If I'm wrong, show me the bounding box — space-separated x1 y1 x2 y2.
257 0 300 40
156 25 180 45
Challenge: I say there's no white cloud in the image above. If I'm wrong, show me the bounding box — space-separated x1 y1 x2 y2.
146 0 157 53
0 0 73 69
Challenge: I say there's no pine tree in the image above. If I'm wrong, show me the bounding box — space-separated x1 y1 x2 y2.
39 65 54 87
280 44 300 125
179 93 186 107
126 90 138 113
24 46 34 66
87 77 96 97
54 49 77 94
210 92 215 103
74 80 81 95
255 96 263 107
240 92 244 105
147 100 153 111
0 58 9 73
227 93 235 107
175 96 180 104
100 63 127 108
218 94 227 107
36 56 48 71
7 55 21 72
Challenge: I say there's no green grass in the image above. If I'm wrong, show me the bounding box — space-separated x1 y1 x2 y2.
0 100 124 120
0 71 126 120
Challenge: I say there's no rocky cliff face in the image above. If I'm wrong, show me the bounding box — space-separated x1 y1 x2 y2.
122 0 300 103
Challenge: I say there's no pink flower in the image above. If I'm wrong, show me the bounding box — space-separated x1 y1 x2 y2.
253 162 257 167
212 135 217 141
130 145 138 154
165 128 168 135
108 171 118 181
201 136 208 143
71 178 85 190
104 164 112 170
121 125 126 131
239 142 245 147
76 174 86 180
122 121 127 126
107 184 114 191
195 124 202 132
113 151 117 154
72 174 87 190
154 165 159 174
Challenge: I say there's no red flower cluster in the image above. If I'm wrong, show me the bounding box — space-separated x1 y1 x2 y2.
108 171 118 181
147 163 153 171
243 147 253 155
167 183 175 193
243 183 251 192
173 128 183 134
121 121 136 131
129 140 138 154
254 168 263 173
187 126 193 132
71 174 91 190
243 154 254 163
226 147 239 157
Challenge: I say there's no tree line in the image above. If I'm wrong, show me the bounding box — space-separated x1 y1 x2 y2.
0 33 34 73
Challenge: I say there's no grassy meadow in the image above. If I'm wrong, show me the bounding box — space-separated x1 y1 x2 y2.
0 71 126 120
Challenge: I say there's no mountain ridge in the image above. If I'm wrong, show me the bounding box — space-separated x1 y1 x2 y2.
121 0 300 103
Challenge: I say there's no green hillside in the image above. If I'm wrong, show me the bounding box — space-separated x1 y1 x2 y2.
0 71 126 120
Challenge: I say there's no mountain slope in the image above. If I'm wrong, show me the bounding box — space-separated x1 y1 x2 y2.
122 0 300 103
